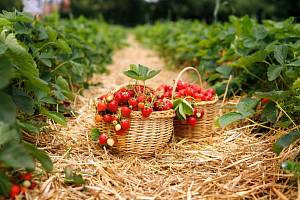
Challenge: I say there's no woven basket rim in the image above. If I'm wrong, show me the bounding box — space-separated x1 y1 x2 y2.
130 109 175 119
194 95 219 106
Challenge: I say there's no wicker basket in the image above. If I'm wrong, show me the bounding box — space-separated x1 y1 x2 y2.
97 84 175 157
172 67 219 140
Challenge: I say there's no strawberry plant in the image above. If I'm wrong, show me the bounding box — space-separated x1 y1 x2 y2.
0 10 126 198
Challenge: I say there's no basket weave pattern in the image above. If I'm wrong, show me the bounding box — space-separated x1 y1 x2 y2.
97 84 175 157
173 67 219 140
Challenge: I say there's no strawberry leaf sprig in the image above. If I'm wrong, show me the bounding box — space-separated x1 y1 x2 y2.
123 64 160 81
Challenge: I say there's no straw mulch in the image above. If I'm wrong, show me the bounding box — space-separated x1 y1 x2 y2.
24 35 299 199
25 93 298 200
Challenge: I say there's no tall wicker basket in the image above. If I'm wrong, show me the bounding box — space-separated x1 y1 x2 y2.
97 84 175 157
173 67 219 140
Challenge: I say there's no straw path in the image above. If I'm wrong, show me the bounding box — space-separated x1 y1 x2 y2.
27 35 298 199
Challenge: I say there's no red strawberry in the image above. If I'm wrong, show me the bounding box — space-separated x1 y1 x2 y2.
99 134 108 145
135 85 144 93
116 129 126 136
107 100 118 113
154 99 163 111
103 114 112 123
187 117 197 126
29 181 37 189
111 115 119 125
132 106 138 111
163 91 171 98
97 102 107 112
193 93 201 100
165 100 173 110
184 87 194 96
121 106 131 117
10 184 21 199
207 88 215 95
128 98 138 107
120 119 131 131
114 92 123 103
121 92 131 103
138 102 145 110
128 89 134 97
261 98 270 104
137 94 146 102
20 172 32 181
142 107 153 118
177 80 187 90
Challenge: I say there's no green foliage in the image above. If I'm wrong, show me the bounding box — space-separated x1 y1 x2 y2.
273 131 300 155
135 16 300 126
0 10 126 195
173 99 194 120
123 64 160 81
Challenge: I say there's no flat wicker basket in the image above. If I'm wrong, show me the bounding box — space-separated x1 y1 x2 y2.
97 84 175 157
173 67 219 140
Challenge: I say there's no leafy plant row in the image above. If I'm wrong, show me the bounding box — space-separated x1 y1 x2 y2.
0 10 126 198
135 16 300 175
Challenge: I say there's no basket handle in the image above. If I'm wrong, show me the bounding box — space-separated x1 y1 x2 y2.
171 67 203 100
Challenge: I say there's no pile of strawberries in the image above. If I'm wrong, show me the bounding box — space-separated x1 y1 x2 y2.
95 85 173 146
155 80 215 126
94 80 216 146
6 172 36 199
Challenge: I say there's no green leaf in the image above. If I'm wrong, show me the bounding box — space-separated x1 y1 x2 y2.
172 99 182 108
18 121 40 134
232 50 267 67
0 122 20 145
274 45 288 65
293 78 300 89
90 128 100 141
0 18 11 27
237 98 259 117
147 69 161 80
45 26 57 41
0 141 35 170
0 43 7 55
12 93 35 115
56 39 72 54
137 64 149 78
255 90 290 101
216 65 232 76
3 32 39 79
56 76 69 91
287 59 300 66
24 142 53 172
261 102 278 123
281 161 300 176
0 92 16 124
273 131 300 155
123 70 139 80
0 171 12 197
181 99 193 115
253 25 267 40
217 112 243 128
267 65 283 81
64 167 85 186
0 55 13 89
41 108 67 126
178 103 186 120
